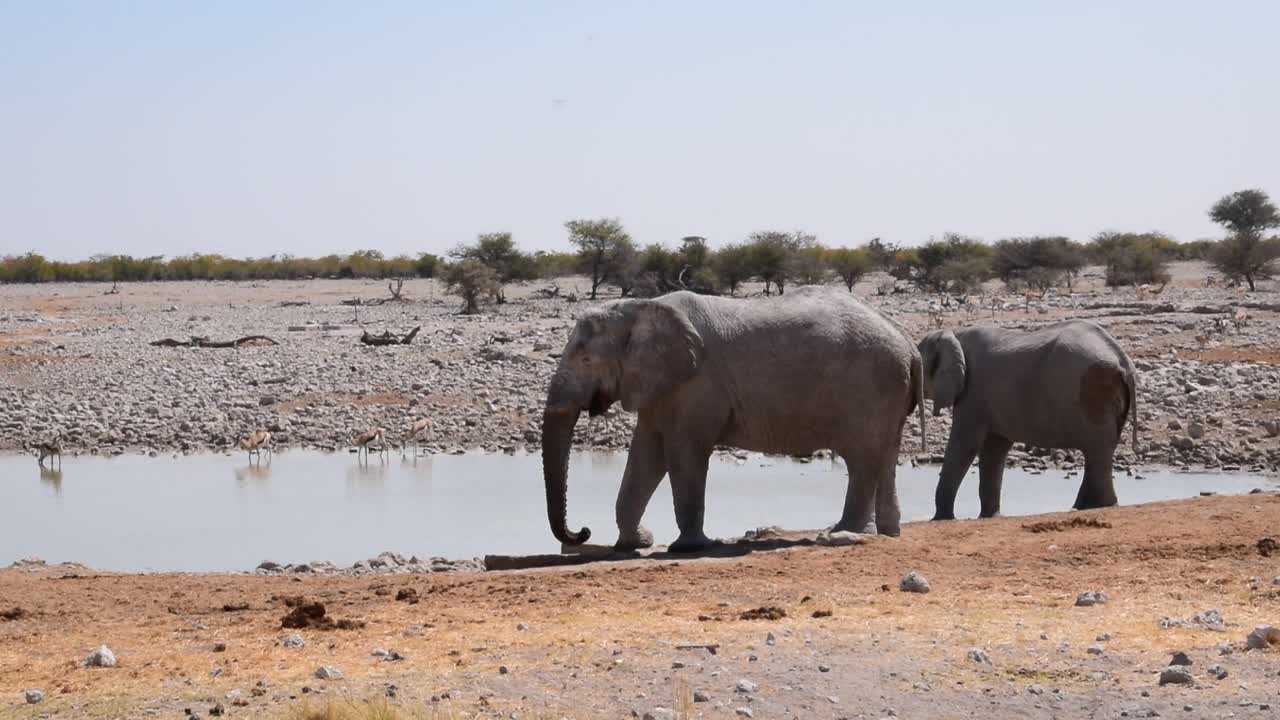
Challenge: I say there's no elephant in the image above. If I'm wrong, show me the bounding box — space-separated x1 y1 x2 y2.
541 287 926 553
917 320 1138 520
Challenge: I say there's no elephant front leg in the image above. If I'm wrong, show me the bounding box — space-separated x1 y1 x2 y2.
977 433 1014 518
665 448 713 553
934 423 983 521
614 421 666 551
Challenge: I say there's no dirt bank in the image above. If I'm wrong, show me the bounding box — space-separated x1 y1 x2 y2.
2 493 1278 718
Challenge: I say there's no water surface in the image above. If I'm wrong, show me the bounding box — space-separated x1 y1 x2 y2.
2 450 1271 572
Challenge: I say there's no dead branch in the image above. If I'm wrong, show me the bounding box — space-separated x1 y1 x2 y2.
359 326 422 346
150 335 279 348
277 300 309 307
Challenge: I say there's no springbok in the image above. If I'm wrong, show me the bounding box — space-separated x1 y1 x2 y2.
238 429 273 462
353 427 387 461
406 418 433 457
36 433 63 469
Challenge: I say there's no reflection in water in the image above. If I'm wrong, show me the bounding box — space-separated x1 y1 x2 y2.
234 461 273 485
346 457 388 494
39 466 63 496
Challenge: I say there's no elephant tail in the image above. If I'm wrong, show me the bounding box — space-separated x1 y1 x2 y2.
912 352 927 453
1126 369 1138 452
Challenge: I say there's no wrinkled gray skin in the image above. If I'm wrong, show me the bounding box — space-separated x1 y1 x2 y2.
918 320 1138 520
542 288 924 552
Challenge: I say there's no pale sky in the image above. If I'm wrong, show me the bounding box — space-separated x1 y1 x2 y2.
2 1 1278 261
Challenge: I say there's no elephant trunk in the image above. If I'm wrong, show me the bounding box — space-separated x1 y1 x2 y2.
541 408 591 546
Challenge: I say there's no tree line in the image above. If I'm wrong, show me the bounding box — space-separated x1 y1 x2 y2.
4 189 1277 312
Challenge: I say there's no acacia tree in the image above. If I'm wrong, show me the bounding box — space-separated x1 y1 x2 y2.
828 247 872 292
565 218 633 299
747 230 814 295
449 232 527 302
1209 189 1280 291
712 243 753 296
443 258 500 314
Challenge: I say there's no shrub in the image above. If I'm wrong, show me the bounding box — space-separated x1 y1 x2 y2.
1088 232 1173 287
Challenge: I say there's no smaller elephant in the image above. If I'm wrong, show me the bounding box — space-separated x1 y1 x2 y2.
918 320 1138 520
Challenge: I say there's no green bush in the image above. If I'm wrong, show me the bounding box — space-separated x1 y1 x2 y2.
1088 232 1173 287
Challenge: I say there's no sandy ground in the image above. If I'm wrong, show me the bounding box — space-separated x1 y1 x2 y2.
1 493 1279 719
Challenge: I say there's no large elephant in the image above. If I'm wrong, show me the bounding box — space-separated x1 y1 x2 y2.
918 320 1138 520
541 287 925 552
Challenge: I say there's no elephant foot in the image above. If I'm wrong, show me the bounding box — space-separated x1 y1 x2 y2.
830 520 876 535
614 526 655 552
978 510 1002 519
667 532 714 554
931 512 957 521
875 523 901 538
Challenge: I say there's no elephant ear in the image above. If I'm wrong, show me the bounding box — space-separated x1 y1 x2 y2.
619 301 705 412
928 330 967 415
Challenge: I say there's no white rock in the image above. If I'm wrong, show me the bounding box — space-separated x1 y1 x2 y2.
736 679 758 693
899 571 930 593
24 689 43 704
816 530 867 547
314 665 344 680
83 645 116 667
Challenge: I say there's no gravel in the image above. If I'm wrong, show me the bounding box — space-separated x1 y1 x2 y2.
4 275 1279 474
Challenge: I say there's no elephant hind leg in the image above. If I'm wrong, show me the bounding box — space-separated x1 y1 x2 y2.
665 444 714 553
1073 449 1119 510
833 440 899 536
977 433 1014 518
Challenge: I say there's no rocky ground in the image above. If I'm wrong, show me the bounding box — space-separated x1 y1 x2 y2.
2 261 1280 472
1 493 1278 718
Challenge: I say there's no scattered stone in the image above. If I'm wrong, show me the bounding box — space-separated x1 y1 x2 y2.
818 664 831 672
1 607 28 621
516 622 529 631
498 665 509 675
1259 537 1278 558
899 571 930 594
314 666 343 680
1160 609 1225 631
1096 632 1112 641
643 710 676 720
372 648 389 658
1075 591 1107 607
693 691 710 703
736 679 758 693
812 609 833 618
1159 666 1194 685
83 645 116 667
1246 625 1280 650
282 634 305 649
735 709 754 718
739 606 785 621
1169 651 1192 666
1206 664 1228 680
212 642 226 653
966 648 991 664
766 632 776 646
1087 644 1105 656
1187 422 1205 440
395 588 419 603
24 689 43 704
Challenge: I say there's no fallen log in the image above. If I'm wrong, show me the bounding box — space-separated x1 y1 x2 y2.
150 335 278 348
359 326 421 346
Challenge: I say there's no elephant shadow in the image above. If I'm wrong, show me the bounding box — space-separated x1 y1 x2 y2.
486 534 823 571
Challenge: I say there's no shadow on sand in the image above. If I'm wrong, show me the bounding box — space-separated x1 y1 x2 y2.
482 530 840 571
